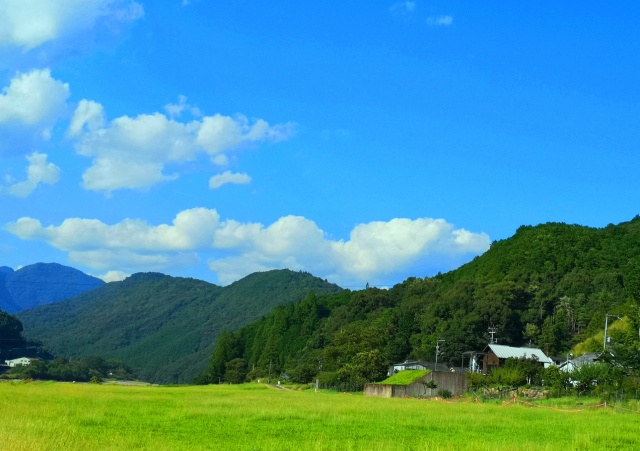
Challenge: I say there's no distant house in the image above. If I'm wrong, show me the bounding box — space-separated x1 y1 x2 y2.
365 369 468 398
388 360 465 376
480 344 553 374
5 357 33 368
558 352 601 372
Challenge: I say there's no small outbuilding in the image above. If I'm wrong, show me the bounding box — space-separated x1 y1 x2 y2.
364 369 468 398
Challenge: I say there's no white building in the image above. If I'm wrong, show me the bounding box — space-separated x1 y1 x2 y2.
5 357 33 367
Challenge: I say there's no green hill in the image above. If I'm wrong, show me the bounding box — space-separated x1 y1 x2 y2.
17 270 343 384
202 217 640 386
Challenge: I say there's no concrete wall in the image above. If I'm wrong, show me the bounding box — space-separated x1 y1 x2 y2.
363 384 393 397
364 371 468 398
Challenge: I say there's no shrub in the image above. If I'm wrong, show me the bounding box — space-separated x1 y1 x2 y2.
437 389 452 399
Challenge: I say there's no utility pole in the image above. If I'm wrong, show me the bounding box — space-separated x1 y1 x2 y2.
434 338 445 371
604 314 621 351
488 326 497 344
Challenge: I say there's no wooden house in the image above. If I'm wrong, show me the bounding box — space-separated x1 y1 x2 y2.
480 344 553 375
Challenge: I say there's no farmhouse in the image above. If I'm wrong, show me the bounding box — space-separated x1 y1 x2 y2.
365 369 468 398
558 352 601 372
5 357 33 368
480 344 553 375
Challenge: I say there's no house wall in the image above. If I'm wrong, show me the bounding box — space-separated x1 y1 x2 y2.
482 352 501 374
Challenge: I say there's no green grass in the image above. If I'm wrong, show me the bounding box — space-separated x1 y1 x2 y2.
1 381 639 450
377 370 430 385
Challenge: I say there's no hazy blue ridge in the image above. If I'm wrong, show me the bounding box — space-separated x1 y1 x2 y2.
0 263 105 313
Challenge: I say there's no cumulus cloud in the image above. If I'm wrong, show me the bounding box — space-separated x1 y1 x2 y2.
5 209 490 286
6 207 220 251
8 152 61 197
68 99 105 137
95 270 129 283
426 15 453 26
0 70 70 164
0 0 143 51
209 171 251 189
0 69 69 139
68 101 295 193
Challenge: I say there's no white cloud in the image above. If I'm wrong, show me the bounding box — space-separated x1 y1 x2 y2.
0 0 143 51
6 207 220 251
0 69 69 129
164 95 201 119
5 209 490 286
426 15 453 26
8 152 61 197
209 171 251 189
69 101 295 193
390 2 416 16
68 99 105 137
69 249 199 273
95 270 129 283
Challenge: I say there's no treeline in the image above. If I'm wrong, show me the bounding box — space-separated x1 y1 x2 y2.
0 309 135 382
7 356 135 383
199 217 640 388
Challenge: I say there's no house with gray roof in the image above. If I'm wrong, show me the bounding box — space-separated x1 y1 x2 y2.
480 344 553 375
558 352 601 372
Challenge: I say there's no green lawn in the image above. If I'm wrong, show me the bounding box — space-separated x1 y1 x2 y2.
1 381 639 450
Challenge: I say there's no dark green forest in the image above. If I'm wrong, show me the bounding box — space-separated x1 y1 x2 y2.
18 270 342 384
0 310 131 382
201 218 640 387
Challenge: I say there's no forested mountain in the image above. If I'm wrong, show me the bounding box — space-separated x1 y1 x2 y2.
0 263 104 313
202 217 640 386
17 270 342 384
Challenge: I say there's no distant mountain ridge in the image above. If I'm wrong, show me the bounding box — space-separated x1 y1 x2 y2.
17 269 343 384
0 263 104 313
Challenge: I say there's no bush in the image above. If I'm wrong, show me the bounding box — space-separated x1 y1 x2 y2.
437 389 452 399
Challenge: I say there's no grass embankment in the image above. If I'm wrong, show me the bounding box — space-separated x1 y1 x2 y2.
377 369 430 385
1 381 638 450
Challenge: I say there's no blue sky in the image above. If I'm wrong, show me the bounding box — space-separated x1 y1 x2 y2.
1 1 639 288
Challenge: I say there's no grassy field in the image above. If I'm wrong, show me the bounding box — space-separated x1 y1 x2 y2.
1 381 639 450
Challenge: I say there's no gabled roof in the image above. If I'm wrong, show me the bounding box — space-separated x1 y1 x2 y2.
571 352 601 366
485 344 553 364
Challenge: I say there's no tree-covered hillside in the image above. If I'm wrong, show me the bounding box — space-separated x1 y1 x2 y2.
0 263 104 313
202 217 640 386
18 270 343 384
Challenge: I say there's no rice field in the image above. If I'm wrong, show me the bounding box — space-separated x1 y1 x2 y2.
0 381 638 450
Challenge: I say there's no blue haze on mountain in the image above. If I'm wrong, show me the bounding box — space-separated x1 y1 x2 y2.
0 263 104 313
